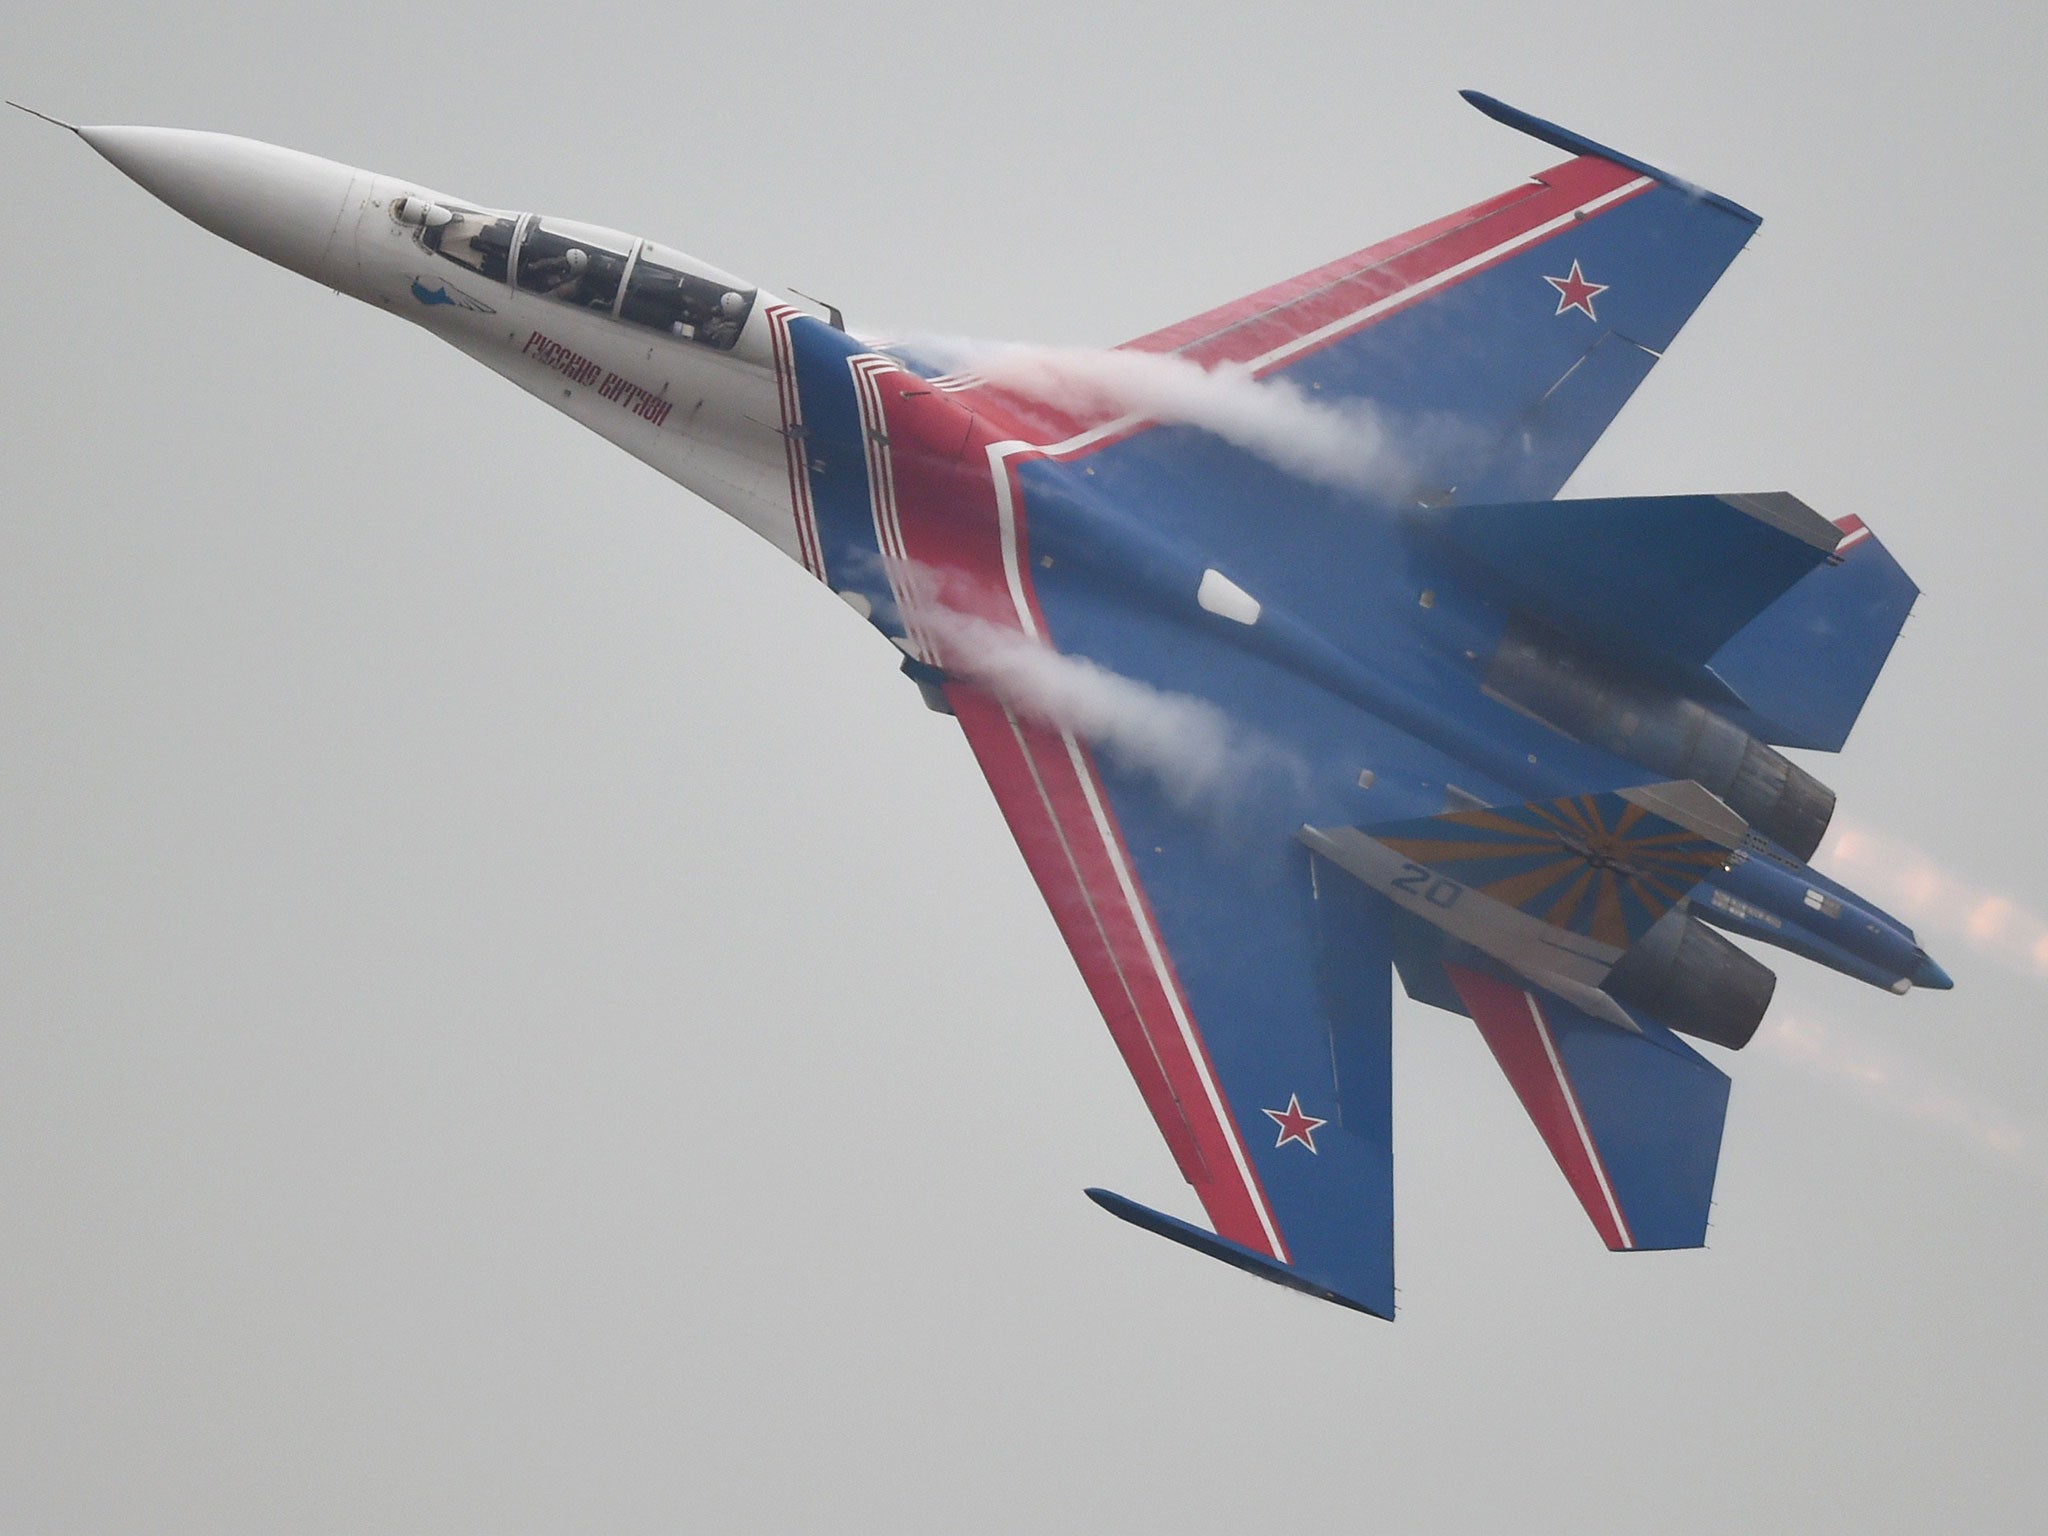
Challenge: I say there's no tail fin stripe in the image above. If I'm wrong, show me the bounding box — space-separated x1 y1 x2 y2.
1524 988 1636 1250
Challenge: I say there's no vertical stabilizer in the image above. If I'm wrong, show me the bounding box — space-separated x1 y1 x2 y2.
1709 517 1920 752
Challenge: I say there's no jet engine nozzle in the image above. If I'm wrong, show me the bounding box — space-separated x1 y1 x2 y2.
1604 908 1776 1050
1485 621 1836 859
77 125 367 287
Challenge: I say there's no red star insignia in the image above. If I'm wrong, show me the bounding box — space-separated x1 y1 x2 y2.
1544 259 1608 320
1262 1094 1328 1153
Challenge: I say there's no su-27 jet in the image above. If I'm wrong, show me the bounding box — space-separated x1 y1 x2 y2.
28 92 1947 1317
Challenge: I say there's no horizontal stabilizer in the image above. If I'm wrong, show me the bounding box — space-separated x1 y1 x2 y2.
1410 492 1841 674
1366 784 1740 949
1085 1188 1392 1317
1446 965 1730 1249
1708 516 1921 751
1302 783 1738 1021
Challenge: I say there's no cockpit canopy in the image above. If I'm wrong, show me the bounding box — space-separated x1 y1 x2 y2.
395 197 756 352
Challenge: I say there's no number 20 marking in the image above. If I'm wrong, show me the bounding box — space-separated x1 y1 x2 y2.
1391 862 1464 909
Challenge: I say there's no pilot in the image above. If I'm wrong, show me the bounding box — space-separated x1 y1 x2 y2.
525 245 589 299
697 289 747 348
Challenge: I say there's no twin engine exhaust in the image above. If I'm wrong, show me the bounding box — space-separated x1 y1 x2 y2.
1605 908 1775 1050
1485 619 1835 860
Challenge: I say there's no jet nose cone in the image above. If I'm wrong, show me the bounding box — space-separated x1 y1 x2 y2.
79 125 365 284
1909 950 1954 990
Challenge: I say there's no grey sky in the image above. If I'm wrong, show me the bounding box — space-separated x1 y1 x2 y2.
4 2 2046 1531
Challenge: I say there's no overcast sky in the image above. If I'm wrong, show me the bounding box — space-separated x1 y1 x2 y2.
5 2 2046 1531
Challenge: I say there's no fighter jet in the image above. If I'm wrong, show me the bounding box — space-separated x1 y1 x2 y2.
26 92 1946 1316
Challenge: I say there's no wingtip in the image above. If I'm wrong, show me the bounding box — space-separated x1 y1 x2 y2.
1459 89 1528 132
1085 1187 1394 1320
1458 88 1762 227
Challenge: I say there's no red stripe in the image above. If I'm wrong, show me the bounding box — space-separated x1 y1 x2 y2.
951 154 1646 447
948 688 1211 1184
1058 728 1289 1248
945 692 1279 1252
867 370 1283 1256
1123 178 1546 356
1173 156 1642 374
1446 964 1634 1250
766 304 825 579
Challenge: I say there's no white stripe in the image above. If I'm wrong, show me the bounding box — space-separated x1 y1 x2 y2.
1000 709 1199 1160
765 304 825 578
1246 176 1653 373
985 442 1039 641
851 360 900 565
850 355 937 661
1026 175 1656 462
1057 722 1289 1261
1522 990 1634 1249
983 434 1288 1262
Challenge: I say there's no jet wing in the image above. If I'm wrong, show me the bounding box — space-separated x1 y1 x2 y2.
944 92 1759 513
904 96 1769 707
1122 91 1760 507
941 681 1400 1316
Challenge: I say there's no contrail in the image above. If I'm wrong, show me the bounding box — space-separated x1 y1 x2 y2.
916 602 1301 818
903 338 1451 498
1760 1012 2048 1187
1824 819 2048 983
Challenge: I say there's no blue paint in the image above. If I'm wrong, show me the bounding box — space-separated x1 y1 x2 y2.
1546 1003 1730 1250
990 103 1941 1306
785 316 893 618
409 277 495 314
1710 522 1922 751
1411 493 1836 669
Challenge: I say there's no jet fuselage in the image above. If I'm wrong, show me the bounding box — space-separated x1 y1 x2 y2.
60 121 1949 1025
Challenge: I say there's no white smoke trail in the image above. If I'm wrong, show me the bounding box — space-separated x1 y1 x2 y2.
1760 1013 2048 1187
1824 819 2048 983
920 605 1300 817
908 338 1432 498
